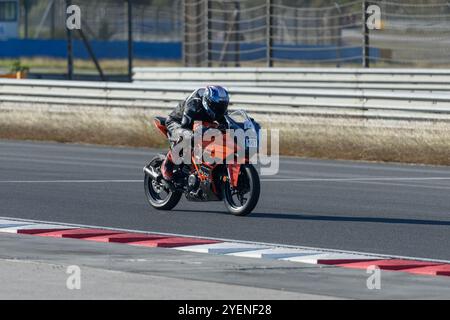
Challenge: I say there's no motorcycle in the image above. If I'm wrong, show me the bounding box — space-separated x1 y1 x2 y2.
143 110 261 216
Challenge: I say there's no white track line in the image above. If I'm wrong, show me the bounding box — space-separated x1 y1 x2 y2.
1 216 449 264
0 180 141 183
1 177 450 184
260 177 450 182
334 180 450 191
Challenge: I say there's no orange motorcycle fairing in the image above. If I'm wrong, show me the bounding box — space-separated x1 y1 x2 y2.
153 117 168 137
193 122 241 165
227 164 241 188
145 112 261 216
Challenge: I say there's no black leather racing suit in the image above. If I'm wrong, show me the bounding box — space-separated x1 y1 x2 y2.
162 88 226 180
166 87 226 138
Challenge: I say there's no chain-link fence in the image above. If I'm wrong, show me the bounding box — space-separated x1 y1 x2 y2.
367 0 450 67
17 0 181 41
184 0 450 67
2 0 450 72
2 0 182 79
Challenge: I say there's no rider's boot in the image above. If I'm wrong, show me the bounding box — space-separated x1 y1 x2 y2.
161 151 174 181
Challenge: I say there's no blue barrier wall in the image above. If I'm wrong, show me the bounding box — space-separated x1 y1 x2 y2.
0 39 181 60
211 44 380 62
0 39 379 62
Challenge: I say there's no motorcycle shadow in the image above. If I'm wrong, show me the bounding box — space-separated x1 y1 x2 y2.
242 212 450 226
173 209 450 226
172 208 230 216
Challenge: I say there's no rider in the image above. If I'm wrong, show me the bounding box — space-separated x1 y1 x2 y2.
161 85 230 181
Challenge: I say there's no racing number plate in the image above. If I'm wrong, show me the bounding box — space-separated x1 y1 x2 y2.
246 138 258 148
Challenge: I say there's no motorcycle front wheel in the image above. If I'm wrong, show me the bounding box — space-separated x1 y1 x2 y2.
144 154 181 211
222 165 260 216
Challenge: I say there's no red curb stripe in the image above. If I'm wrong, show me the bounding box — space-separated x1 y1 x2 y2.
334 259 441 271
63 231 124 239
402 264 450 276
30 228 122 239
85 233 170 243
317 259 380 265
129 237 220 248
17 228 74 235
7 222 450 278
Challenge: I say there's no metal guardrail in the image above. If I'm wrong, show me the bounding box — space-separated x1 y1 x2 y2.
131 80 450 92
1 78 450 121
133 68 450 92
134 67 450 75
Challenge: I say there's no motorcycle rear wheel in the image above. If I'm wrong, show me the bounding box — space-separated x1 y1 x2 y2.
144 154 182 211
222 165 260 216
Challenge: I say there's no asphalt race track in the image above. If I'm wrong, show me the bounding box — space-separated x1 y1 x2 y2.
1 140 449 261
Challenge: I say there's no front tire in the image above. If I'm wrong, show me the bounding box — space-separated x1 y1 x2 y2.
144 154 181 211
222 165 260 216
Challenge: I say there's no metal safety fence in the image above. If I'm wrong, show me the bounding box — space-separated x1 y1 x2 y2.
132 67 450 93
183 0 450 68
17 0 182 41
3 0 450 70
2 77 450 121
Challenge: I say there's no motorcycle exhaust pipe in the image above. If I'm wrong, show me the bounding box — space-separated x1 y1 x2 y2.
143 166 159 179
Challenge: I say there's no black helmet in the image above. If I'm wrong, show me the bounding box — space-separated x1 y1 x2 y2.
202 85 229 120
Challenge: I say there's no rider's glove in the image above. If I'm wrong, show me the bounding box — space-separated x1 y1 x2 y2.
175 128 193 144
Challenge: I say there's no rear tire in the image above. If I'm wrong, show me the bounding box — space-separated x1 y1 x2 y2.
144 154 181 211
222 165 260 216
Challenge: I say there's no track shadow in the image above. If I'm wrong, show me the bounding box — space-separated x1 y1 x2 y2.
172 208 230 215
249 212 450 227
173 209 450 227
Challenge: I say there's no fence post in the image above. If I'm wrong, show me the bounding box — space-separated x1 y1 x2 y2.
65 0 73 80
24 0 29 38
127 0 134 82
234 1 240 67
266 0 273 67
335 5 342 67
50 0 55 39
182 0 186 66
362 0 370 67
206 0 212 67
